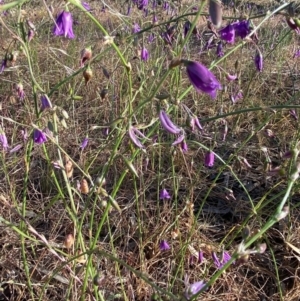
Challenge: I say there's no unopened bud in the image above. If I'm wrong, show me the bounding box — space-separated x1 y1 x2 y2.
65 160 73 178
242 226 251 239
83 66 93 85
80 179 89 194
95 176 106 187
256 243 267 254
80 46 92 67
209 0 223 29
93 273 103 286
64 233 74 249
100 88 108 100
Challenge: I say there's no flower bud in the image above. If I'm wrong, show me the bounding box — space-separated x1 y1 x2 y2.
64 233 74 249
80 179 89 194
65 160 73 179
100 88 108 100
256 243 267 254
209 0 223 29
83 66 93 85
80 46 92 67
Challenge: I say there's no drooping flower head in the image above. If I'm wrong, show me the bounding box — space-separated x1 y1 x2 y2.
82 1 91 11
294 49 300 58
33 129 47 144
159 240 170 251
134 0 148 10
41 94 52 111
184 275 206 300
80 46 92 67
219 24 235 44
204 151 215 167
212 251 232 269
0 129 8 150
216 41 224 57
160 188 171 200
183 21 191 38
80 137 89 149
0 59 7 74
132 23 140 34
233 20 251 39
141 47 149 61
183 60 222 99
53 11 75 39
254 51 263 72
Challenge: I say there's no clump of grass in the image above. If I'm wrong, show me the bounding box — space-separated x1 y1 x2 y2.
1 0 300 300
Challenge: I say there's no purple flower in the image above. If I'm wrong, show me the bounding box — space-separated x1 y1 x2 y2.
0 130 8 150
189 115 203 132
204 151 214 167
0 59 7 74
254 51 263 72
80 137 89 149
231 90 243 103
82 1 91 11
233 20 251 39
198 251 204 263
163 1 169 10
132 23 140 34
184 277 206 300
28 29 35 42
9 144 22 153
212 252 221 268
183 60 222 99
159 111 181 135
212 251 232 269
53 11 75 39
159 240 170 251
141 47 149 61
225 73 237 81
172 134 185 146
33 129 47 144
152 14 158 24
41 94 52 111
148 33 155 43
219 24 235 44
128 126 146 149
290 109 298 120
286 17 300 34
183 21 191 37
294 49 300 58
127 5 132 15
135 0 148 10
181 141 188 152
160 188 171 200
216 41 224 57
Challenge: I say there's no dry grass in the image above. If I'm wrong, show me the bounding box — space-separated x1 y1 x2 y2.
1 1 300 301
